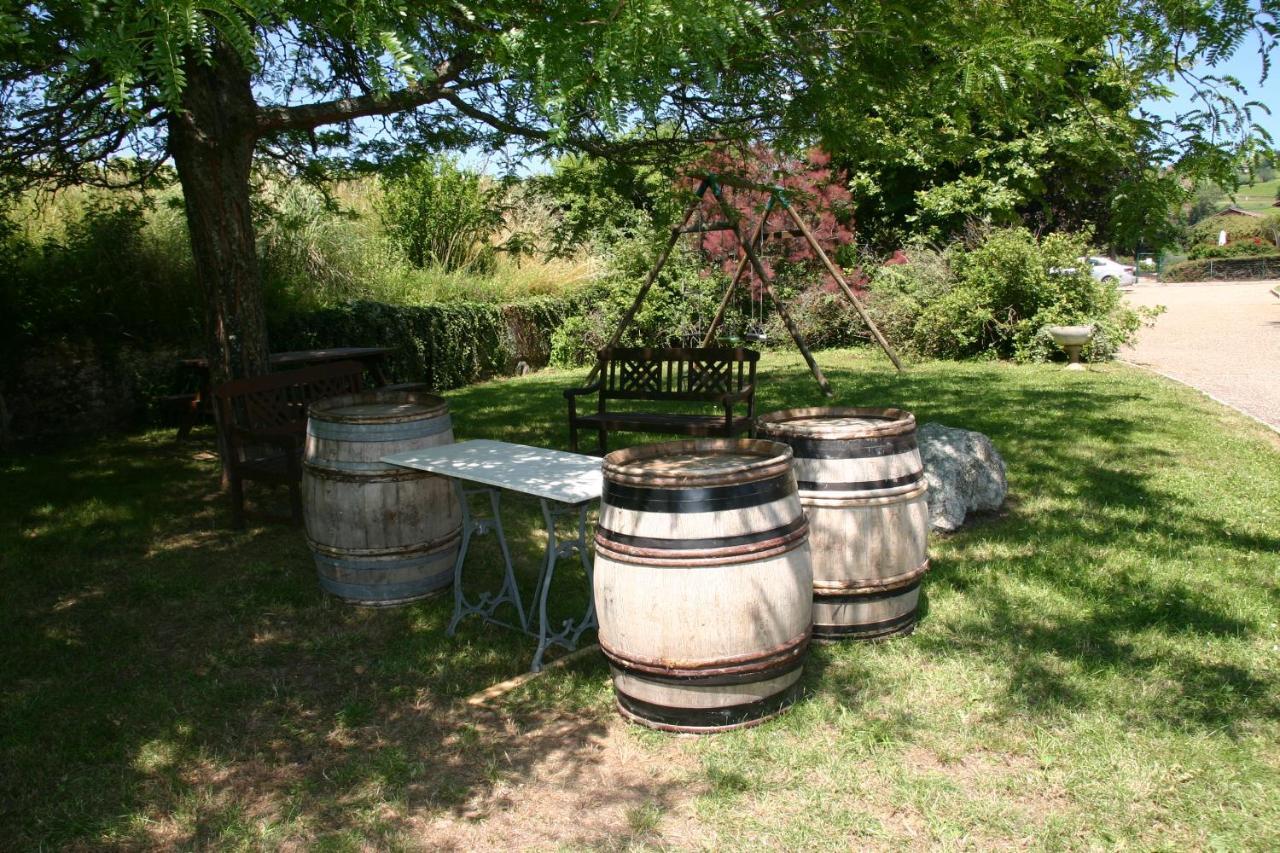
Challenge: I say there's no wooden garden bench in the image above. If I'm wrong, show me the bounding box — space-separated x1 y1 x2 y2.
213 360 364 528
564 347 758 453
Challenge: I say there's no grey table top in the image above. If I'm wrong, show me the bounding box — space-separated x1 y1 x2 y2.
382 439 603 505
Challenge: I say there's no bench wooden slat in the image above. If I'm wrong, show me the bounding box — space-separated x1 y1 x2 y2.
564 347 758 453
214 360 364 528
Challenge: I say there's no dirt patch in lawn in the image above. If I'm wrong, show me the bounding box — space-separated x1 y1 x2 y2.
407 707 707 851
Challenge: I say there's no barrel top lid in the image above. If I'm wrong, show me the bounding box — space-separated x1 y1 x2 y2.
329 401 436 418
617 450 764 477
603 438 792 487
310 390 449 422
758 406 915 439
786 415 893 429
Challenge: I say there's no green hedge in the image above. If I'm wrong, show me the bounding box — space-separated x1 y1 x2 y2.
1161 255 1280 282
271 296 580 390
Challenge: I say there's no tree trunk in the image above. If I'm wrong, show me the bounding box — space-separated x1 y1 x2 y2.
168 42 268 388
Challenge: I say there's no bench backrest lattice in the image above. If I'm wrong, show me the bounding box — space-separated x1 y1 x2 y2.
215 362 365 434
600 347 758 402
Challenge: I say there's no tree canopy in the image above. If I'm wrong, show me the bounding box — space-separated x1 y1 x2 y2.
1 0 1276 379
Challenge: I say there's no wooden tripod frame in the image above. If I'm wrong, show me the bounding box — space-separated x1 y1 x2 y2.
586 174 903 396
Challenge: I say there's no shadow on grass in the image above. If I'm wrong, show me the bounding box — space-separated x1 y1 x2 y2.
2 350 1278 845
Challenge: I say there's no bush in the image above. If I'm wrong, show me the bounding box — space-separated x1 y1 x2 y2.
0 194 201 364
1187 211 1280 247
379 157 506 273
272 296 580 390
549 225 732 366
1187 238 1277 260
868 227 1146 362
1161 255 1280 282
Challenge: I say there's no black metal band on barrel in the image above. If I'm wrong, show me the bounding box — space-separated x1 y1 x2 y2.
603 473 794 513
608 652 805 687
595 515 807 554
814 579 922 604
615 681 802 731
814 609 918 640
784 433 918 460
599 631 809 681
796 470 923 492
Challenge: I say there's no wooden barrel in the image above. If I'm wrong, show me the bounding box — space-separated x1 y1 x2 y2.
594 439 813 733
757 407 929 640
303 391 461 606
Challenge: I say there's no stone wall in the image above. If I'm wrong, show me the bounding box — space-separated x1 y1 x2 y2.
1 342 183 444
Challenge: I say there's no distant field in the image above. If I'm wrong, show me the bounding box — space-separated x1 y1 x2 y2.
1230 178 1280 213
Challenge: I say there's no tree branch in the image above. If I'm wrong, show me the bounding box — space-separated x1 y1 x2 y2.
255 57 469 133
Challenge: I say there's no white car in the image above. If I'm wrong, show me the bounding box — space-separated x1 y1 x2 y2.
1084 256 1136 287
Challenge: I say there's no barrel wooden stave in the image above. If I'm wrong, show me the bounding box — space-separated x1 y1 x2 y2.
313 535 460 607
302 391 461 606
758 407 930 641
594 438 813 733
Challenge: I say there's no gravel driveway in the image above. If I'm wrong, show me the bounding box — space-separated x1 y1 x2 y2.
1124 281 1280 430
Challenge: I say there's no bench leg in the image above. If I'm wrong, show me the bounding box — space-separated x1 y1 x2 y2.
569 423 579 453
596 428 607 455
228 472 246 529
288 481 304 526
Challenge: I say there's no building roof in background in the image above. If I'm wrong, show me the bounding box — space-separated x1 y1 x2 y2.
1214 205 1261 217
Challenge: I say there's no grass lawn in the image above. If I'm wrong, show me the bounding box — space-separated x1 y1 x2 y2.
3 349 1279 849
1230 178 1280 214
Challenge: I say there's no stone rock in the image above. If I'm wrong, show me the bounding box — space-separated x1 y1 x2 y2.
917 422 1008 532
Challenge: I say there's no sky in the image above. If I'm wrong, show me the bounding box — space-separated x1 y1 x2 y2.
1141 46 1278 150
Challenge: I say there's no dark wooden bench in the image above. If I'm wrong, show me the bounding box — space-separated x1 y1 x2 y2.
213 360 364 528
564 347 759 453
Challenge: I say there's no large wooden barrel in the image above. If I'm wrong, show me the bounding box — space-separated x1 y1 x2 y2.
303 391 461 606
594 439 813 733
757 407 929 640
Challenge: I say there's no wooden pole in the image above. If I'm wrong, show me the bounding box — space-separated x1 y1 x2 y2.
700 199 773 347
710 181 833 397
779 200 904 372
586 182 708 385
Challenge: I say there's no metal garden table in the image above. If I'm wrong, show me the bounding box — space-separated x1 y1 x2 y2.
381 439 602 671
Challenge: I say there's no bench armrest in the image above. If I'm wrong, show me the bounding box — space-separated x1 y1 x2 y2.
720 384 755 406
563 379 604 399
227 425 303 452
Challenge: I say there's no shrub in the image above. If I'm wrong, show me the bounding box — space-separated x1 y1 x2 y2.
549 226 732 366
0 194 201 362
1186 210 1280 247
1162 255 1280 282
272 296 581 390
1187 238 1276 259
868 227 1146 362
379 157 505 273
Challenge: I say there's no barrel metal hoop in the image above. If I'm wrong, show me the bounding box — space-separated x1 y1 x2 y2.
784 433 918 460
317 573 452 604
814 578 922 604
814 610 918 640
796 470 923 493
595 532 808 566
307 527 462 559
308 414 452 442
595 516 808 560
602 473 795 514
302 461 443 484
598 630 809 680
812 558 930 594
614 680 802 733
610 654 804 687
801 481 929 507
